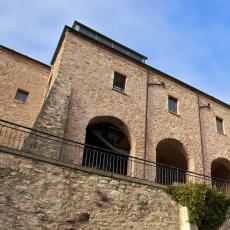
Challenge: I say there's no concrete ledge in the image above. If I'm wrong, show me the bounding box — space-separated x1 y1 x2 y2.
0 146 166 189
179 206 198 230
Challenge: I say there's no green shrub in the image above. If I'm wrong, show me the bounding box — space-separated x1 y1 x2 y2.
166 183 230 230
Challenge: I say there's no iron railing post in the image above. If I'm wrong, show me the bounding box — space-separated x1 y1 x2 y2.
0 118 230 195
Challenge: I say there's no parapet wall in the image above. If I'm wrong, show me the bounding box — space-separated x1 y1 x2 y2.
0 150 179 229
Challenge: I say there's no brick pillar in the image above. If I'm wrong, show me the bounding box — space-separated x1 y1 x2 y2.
22 70 72 160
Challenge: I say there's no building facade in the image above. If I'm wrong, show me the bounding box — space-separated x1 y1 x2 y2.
0 21 230 184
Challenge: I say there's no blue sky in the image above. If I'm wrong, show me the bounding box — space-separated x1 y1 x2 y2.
1 0 230 104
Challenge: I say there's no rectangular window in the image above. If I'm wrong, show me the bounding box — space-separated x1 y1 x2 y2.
113 72 126 92
216 117 224 134
15 89 29 103
168 96 178 114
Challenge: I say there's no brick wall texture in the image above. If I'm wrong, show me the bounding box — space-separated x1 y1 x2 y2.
0 47 50 127
1 28 230 177
35 28 229 177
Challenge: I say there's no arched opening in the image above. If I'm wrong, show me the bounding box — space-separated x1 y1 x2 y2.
211 158 230 192
82 116 131 175
156 138 188 185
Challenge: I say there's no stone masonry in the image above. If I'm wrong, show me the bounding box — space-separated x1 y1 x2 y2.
0 151 180 230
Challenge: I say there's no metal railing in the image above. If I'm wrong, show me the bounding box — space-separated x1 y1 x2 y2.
0 119 230 194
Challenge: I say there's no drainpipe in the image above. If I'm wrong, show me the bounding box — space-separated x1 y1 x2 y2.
144 67 150 179
197 91 206 177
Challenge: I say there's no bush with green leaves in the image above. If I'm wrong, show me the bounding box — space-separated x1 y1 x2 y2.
166 183 230 230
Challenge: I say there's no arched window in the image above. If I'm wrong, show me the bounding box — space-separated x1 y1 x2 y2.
156 138 188 185
82 116 131 175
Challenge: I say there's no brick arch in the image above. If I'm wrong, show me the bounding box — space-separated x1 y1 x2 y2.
82 116 134 176
156 138 188 185
211 158 230 181
156 138 188 170
87 116 133 151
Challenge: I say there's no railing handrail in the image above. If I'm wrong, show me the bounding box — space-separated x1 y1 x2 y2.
0 119 180 167
1 118 230 185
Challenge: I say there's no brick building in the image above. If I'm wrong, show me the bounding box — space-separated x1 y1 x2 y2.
1 21 230 185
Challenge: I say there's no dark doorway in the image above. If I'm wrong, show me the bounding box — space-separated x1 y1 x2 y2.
82 119 130 176
156 139 188 185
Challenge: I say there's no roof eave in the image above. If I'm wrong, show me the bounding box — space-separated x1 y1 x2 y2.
50 25 230 110
0 45 51 69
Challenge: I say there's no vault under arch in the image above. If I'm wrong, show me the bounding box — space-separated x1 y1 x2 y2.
156 138 188 185
82 116 131 175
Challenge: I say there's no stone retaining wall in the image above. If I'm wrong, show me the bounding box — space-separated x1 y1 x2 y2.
0 151 179 229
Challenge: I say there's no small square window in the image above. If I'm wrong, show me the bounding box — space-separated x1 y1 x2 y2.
113 72 126 92
168 96 178 114
15 89 29 103
216 117 224 134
